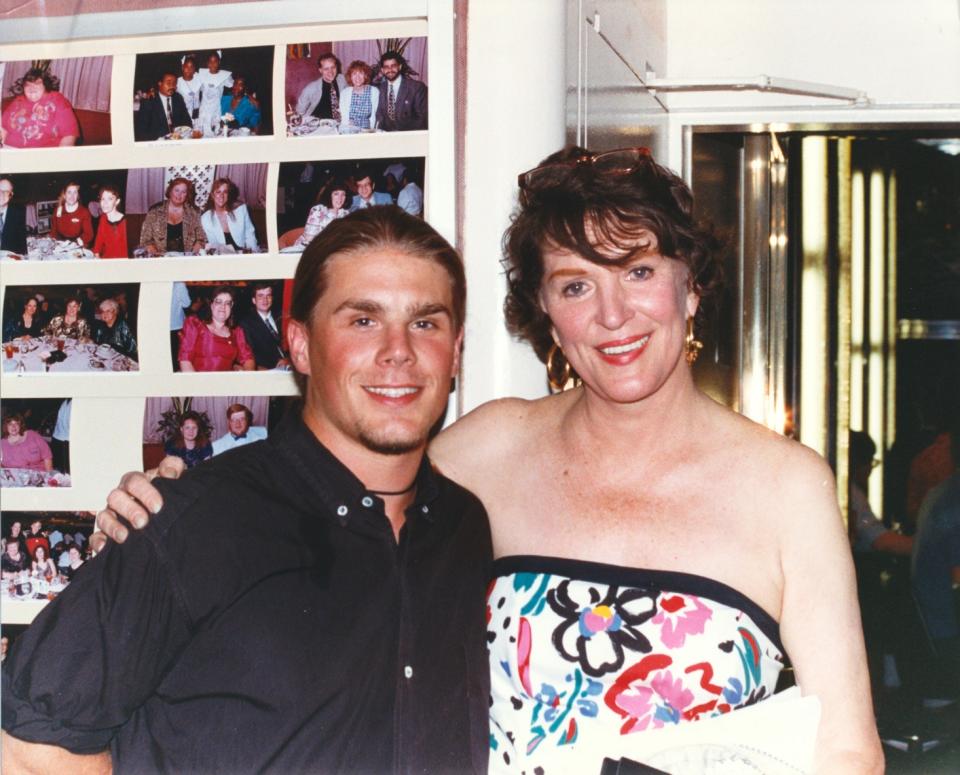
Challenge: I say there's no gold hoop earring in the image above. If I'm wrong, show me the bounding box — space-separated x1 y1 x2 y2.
685 318 703 364
546 343 573 392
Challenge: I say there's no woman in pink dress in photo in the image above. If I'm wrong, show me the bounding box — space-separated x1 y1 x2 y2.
177 285 254 372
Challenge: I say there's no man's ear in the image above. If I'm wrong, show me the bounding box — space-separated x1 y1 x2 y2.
286 319 311 377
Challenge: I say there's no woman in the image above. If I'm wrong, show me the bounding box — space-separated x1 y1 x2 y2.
293 181 350 249
3 296 43 341
200 177 259 252
220 75 260 132
139 177 206 256
195 52 233 134
1 541 28 578
98 148 883 772
92 186 128 259
426 147 881 772
177 55 201 119
43 296 91 340
50 181 93 247
178 286 254 372
63 545 85 580
1 414 53 472
31 545 57 578
93 298 138 358
163 411 213 469
1 67 79 148
339 60 378 130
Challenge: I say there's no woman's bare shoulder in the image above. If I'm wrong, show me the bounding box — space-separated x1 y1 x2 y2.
429 394 558 485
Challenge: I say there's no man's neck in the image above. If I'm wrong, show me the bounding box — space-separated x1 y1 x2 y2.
300 405 423 539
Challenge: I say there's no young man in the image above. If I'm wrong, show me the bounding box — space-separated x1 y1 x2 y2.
2 207 492 774
238 282 288 370
294 52 346 121
348 170 393 211
210 402 267 456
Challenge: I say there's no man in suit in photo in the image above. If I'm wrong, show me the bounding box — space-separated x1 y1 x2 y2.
375 50 428 132
0 177 27 254
348 171 393 212
238 283 288 370
294 53 347 121
136 71 192 141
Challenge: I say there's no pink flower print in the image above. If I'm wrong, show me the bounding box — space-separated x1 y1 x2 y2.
604 653 672 734
651 594 711 648
649 669 695 724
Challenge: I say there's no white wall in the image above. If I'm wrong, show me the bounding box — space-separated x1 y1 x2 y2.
460 0 567 411
663 0 960 109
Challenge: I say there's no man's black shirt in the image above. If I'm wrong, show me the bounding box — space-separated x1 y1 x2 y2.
2 413 493 773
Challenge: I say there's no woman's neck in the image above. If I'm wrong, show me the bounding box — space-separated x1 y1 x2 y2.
184 439 196 450
65 202 78 213
106 211 123 223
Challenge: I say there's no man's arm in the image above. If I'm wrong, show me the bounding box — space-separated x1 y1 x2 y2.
3 527 193 761
2 732 112 774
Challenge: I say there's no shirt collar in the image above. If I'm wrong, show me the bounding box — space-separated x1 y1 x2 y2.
272 409 440 526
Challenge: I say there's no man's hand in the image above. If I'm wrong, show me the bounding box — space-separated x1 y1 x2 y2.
90 457 185 553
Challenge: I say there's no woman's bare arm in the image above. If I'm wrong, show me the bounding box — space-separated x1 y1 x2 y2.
776 447 884 774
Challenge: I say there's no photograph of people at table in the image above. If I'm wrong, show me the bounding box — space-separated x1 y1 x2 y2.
173 280 286 372
142 395 293 471
285 37 426 135
1 164 265 260
0 171 129 261
136 165 267 256
2 284 139 373
0 400 72 488
133 47 272 141
277 157 423 250
1 512 95 621
1 57 112 148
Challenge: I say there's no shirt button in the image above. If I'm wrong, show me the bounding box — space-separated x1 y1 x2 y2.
361 496 374 508
336 505 348 517
421 505 429 514
404 665 413 679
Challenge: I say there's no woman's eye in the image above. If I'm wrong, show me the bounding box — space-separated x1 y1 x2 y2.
628 266 653 281
561 281 587 297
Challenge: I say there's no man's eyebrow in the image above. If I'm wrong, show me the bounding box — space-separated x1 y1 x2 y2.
410 302 452 318
333 299 384 315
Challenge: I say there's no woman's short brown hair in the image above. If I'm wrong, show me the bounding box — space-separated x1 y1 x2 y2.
503 145 722 363
165 177 197 208
345 60 373 85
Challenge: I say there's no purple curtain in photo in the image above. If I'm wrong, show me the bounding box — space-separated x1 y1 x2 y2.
332 37 428 85
214 164 268 210
124 167 167 215
2 57 112 112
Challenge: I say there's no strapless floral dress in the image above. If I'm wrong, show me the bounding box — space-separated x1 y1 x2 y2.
487 556 787 773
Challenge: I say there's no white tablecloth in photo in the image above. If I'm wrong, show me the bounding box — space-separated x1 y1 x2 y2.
0 467 72 488
2 337 138 374
286 116 381 137
1 575 70 624
1 243 95 262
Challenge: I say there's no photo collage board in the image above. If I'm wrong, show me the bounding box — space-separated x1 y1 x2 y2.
0 14 452 628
